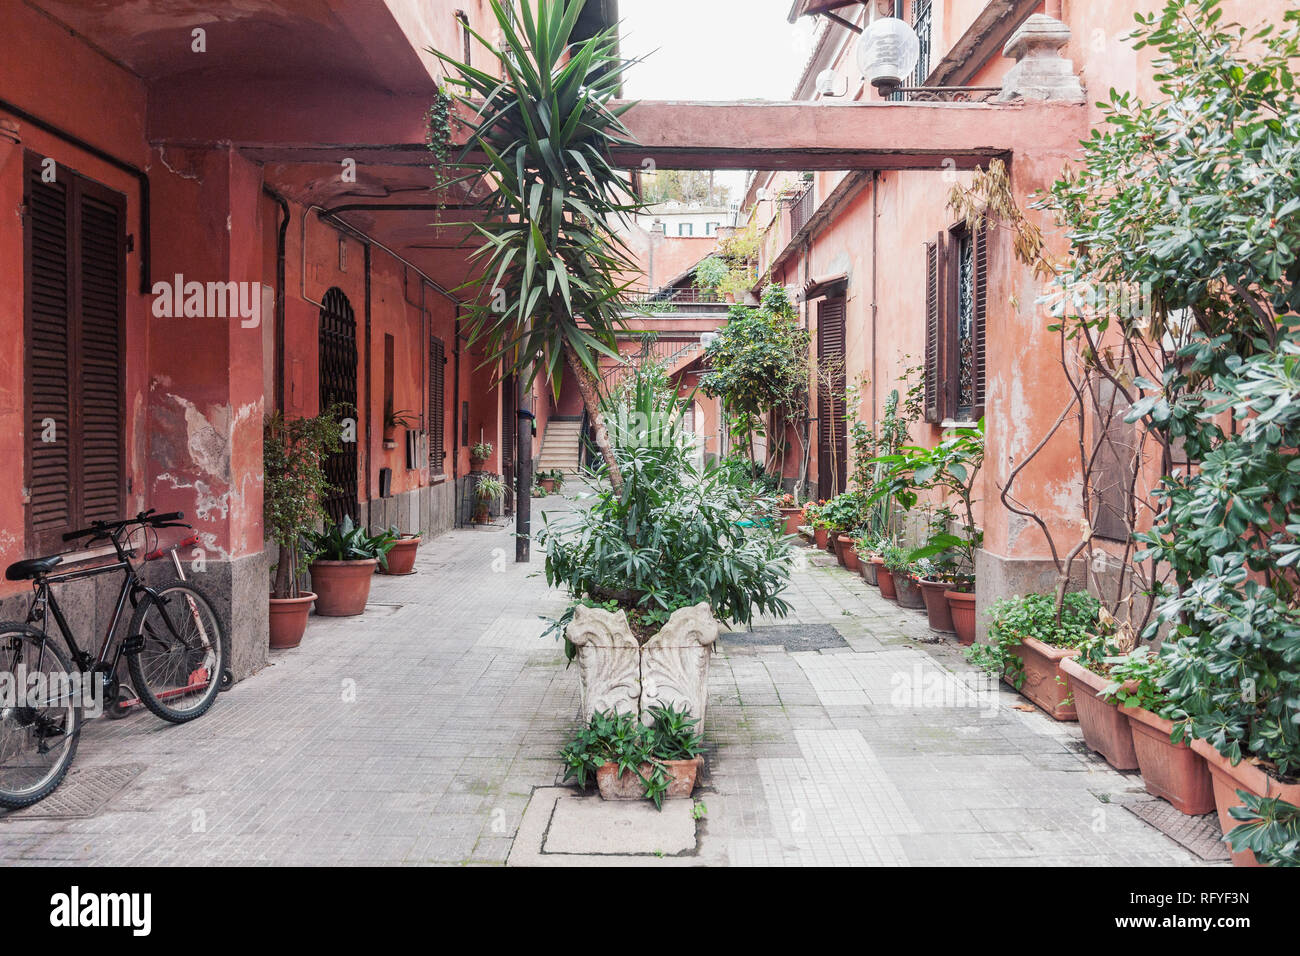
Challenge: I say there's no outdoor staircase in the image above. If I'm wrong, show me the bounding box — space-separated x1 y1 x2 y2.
537 419 584 474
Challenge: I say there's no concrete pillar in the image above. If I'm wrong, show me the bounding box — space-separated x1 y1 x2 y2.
996 14 1085 104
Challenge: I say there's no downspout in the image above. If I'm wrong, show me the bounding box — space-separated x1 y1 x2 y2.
0 98 150 293
871 171 879 428
263 187 289 413
364 243 373 516
452 305 462 484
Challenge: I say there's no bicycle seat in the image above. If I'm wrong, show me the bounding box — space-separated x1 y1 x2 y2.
5 555 63 581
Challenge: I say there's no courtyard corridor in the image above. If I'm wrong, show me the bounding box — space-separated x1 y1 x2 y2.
0 492 1212 866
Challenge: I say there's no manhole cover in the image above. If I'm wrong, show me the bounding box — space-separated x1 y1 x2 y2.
1121 799 1231 862
3 763 146 820
721 623 849 652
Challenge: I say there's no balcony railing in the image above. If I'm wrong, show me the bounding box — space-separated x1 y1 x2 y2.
788 185 816 236
624 287 728 313
890 86 1001 103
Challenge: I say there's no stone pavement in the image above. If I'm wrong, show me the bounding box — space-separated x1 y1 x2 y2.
0 490 1213 866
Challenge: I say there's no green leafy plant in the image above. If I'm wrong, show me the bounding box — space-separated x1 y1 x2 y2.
1227 791 1300 867
1095 644 1177 721
559 705 703 810
475 475 506 503
304 515 399 571
968 592 1101 689
263 404 350 599
693 256 728 296
470 440 493 462
818 491 867 536
879 543 912 575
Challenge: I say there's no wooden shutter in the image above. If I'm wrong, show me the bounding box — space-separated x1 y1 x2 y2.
970 225 988 419
923 234 944 423
428 336 446 473
816 297 847 499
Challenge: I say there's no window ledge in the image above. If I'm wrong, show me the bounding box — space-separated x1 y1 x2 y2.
430 473 447 485
940 419 979 430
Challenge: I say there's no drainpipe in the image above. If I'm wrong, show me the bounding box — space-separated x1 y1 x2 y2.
0 98 151 293
871 171 879 428
452 305 462 483
263 187 289 413
363 243 373 521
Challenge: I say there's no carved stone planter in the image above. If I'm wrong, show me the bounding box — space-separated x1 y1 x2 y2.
567 602 719 725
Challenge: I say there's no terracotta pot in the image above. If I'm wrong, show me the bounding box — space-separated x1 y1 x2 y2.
596 756 702 801
894 572 925 609
539 477 556 493
944 590 976 645
877 564 898 601
381 535 420 575
1059 656 1138 769
309 559 378 616
832 534 849 566
1121 705 1214 815
1007 635 1079 720
780 508 802 535
919 579 954 633
814 526 828 549
474 504 491 524
838 536 860 572
859 553 878 586
1191 737 1300 867
268 591 315 649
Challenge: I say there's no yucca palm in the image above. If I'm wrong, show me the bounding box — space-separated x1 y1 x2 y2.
429 0 645 493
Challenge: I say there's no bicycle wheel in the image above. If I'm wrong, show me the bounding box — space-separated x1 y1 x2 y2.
0 623 82 810
127 582 228 723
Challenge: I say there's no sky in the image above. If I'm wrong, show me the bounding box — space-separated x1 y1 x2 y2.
618 0 818 194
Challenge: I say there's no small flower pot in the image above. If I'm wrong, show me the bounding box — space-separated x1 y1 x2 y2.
595 756 703 802
1121 705 1214 815
1059 656 1138 769
309 559 378 616
381 535 421 575
268 591 315 649
858 553 878 586
837 536 860 572
1007 635 1079 721
780 508 802 535
876 563 898 601
814 526 828 550
1191 736 1300 867
944 590 976 645
894 572 925 609
539 477 557 493
918 579 954 633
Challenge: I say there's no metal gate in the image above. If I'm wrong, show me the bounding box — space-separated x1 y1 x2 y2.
319 287 359 525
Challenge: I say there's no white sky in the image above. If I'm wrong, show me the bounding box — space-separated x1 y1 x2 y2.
618 0 817 194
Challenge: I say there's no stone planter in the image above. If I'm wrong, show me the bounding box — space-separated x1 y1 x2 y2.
894 572 925 609
567 602 719 724
380 535 420 575
1191 737 1300 867
858 552 878 586
814 526 828 550
1121 705 1213 815
1008 636 1079 720
944 590 976 645
918 579 954 633
779 508 802 535
268 591 315 649
1059 656 1138 769
595 756 702 801
876 563 898 601
309 559 378 616
838 536 860 572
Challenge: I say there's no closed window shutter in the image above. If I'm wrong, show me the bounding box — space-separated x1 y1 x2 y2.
24 155 126 554
816 297 847 498
428 336 445 471
923 235 943 423
971 224 988 419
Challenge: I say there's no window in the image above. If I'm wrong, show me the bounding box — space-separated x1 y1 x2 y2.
706 222 718 236
924 223 987 423
888 1 933 101
429 336 446 473
455 10 471 66
678 222 693 237
24 153 126 555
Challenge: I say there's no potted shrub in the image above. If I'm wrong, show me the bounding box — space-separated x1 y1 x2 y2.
889 555 925 610
968 591 1099 721
875 542 906 602
263 406 349 649
856 535 881 586
1059 622 1140 770
381 526 422 575
532 480 548 498
561 705 704 810
539 380 793 725
470 440 492 471
538 467 566 494
304 516 398 617
382 402 415 450
914 557 955 635
473 475 505 523
820 491 865 565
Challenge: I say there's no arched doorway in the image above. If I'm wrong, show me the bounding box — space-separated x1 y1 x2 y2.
319 287 359 525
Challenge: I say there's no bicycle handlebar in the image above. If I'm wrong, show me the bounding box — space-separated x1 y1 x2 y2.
62 510 188 543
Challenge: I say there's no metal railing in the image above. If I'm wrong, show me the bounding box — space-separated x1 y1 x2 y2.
789 185 816 235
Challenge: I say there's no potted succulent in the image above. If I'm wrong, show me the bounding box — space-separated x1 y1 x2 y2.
262 407 349 648
473 474 505 524
470 440 493 471
875 542 906 602
560 705 704 810
1059 619 1141 770
539 382 793 725
304 516 398 616
380 525 422 575
382 402 415 450
968 591 1099 721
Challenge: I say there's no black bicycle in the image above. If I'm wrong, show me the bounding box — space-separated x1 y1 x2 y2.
0 509 230 809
